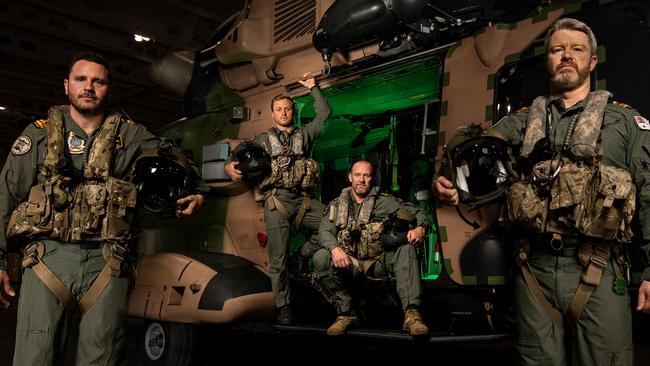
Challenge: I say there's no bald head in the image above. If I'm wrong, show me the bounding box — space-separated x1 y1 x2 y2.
349 160 374 201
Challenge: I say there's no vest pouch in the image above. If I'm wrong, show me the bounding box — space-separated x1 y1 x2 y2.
337 218 359 256
6 181 54 241
81 183 107 234
505 181 548 232
580 164 635 242
301 159 320 190
258 159 280 192
286 158 303 189
358 222 384 259
103 177 137 241
547 161 593 232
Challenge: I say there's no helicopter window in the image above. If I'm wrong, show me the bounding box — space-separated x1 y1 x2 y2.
493 55 547 124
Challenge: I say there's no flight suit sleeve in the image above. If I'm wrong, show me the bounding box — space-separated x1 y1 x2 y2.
300 87 331 147
609 108 650 281
0 126 43 270
319 199 339 252
400 200 430 232
492 110 528 147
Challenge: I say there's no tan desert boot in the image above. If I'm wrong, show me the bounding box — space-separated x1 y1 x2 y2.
403 307 429 336
326 314 358 336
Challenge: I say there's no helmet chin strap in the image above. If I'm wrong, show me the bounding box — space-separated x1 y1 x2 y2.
455 165 470 193
495 160 507 184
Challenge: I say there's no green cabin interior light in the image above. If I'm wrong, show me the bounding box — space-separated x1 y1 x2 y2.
296 58 440 162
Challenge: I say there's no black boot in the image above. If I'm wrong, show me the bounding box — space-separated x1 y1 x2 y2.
276 305 293 325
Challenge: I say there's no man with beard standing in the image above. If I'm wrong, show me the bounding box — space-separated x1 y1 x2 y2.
434 18 650 365
311 160 430 336
0 51 204 365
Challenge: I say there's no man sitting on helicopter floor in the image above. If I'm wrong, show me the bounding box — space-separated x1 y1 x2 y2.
310 160 430 336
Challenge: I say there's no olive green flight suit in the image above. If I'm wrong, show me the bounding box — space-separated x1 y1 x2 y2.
0 106 159 365
314 186 430 314
495 96 650 366
252 87 331 308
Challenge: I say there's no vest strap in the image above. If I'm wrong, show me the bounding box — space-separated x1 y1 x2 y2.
516 243 564 326
22 241 126 314
22 241 78 312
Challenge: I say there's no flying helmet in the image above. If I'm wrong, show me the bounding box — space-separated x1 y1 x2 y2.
381 209 416 251
444 124 516 206
131 141 195 214
233 141 271 185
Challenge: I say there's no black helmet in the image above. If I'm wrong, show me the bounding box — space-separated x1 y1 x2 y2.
381 210 416 251
444 124 516 206
131 141 195 214
234 142 271 185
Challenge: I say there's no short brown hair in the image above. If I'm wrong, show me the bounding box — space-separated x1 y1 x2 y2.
545 18 597 56
67 51 112 85
270 94 294 110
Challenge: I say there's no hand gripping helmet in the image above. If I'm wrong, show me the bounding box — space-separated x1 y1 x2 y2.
130 141 195 214
234 141 271 185
444 124 516 206
380 209 416 251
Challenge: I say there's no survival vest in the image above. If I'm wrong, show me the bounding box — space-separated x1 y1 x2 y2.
6 105 137 244
504 91 635 243
327 188 384 259
257 127 320 192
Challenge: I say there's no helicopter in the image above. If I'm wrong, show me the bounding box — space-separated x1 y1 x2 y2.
120 0 650 364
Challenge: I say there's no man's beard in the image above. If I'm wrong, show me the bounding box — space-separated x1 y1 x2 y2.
69 93 106 116
352 184 370 197
549 61 591 92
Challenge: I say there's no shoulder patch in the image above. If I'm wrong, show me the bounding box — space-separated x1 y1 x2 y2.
11 134 32 155
380 192 391 197
32 119 48 129
634 115 650 131
516 106 530 113
612 101 633 109
125 118 137 125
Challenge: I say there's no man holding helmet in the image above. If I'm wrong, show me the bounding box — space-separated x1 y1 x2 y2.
434 18 650 365
224 77 330 325
0 51 205 365
311 160 430 336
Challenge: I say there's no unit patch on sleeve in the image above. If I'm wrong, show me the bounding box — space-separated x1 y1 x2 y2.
11 134 32 155
634 115 650 131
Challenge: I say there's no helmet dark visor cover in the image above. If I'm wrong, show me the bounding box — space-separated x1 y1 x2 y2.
381 210 416 251
132 147 193 214
448 135 513 204
235 143 271 185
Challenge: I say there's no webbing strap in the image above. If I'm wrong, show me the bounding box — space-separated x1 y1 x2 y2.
78 243 125 313
567 244 610 324
23 241 124 314
78 266 111 313
516 248 563 326
267 192 311 228
23 242 77 312
294 196 311 227
269 195 292 220
520 260 564 326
